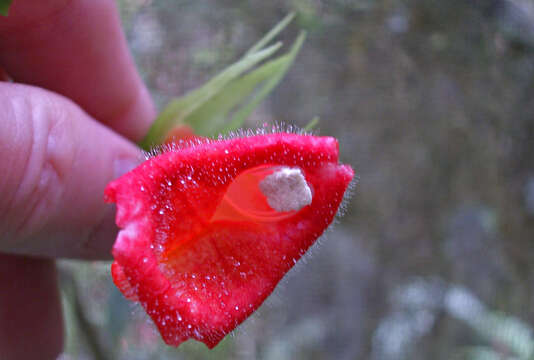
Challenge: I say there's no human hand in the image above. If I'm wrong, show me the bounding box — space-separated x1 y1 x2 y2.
0 1 155 358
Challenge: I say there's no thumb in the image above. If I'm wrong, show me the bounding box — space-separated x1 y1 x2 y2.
0 83 143 259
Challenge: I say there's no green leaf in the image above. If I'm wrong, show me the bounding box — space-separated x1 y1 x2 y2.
303 116 320 131
0 0 13 16
219 31 306 135
182 56 284 136
139 42 282 149
245 12 295 56
190 31 305 137
139 14 305 150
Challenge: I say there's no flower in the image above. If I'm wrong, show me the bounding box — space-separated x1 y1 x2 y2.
105 132 354 348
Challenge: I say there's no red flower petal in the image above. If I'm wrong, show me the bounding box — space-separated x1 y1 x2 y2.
105 132 354 348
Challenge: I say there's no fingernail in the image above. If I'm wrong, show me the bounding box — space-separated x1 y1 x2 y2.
114 157 141 179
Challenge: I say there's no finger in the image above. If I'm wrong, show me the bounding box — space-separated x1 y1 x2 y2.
0 254 63 360
0 0 155 141
0 83 143 259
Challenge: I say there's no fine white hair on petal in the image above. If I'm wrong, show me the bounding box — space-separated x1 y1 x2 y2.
144 123 316 159
259 167 312 212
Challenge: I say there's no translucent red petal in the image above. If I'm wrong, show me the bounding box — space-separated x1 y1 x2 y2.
105 133 354 348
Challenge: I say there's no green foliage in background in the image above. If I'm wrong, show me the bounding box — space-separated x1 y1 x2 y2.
139 13 306 150
0 0 13 16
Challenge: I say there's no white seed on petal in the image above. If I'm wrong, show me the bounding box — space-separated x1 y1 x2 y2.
259 167 312 212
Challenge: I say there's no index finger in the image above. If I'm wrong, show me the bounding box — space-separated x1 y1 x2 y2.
0 0 155 141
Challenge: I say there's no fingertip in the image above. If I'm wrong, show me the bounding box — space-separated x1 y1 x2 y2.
108 81 156 142
0 0 156 142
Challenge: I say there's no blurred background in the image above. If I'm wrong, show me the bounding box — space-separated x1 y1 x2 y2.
59 0 534 359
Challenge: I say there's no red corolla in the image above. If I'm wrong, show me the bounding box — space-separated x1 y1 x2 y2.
105 132 354 348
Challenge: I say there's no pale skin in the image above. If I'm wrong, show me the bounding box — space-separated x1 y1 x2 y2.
0 1 156 359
